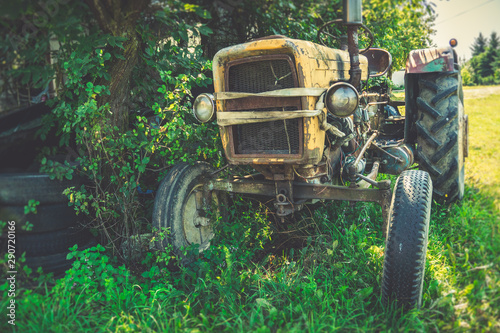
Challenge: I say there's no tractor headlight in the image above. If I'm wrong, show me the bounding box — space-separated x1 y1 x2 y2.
324 82 359 118
193 93 215 123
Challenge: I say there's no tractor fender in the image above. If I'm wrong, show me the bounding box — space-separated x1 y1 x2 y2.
405 46 455 74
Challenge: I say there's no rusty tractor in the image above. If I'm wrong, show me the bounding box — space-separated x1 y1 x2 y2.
153 0 467 308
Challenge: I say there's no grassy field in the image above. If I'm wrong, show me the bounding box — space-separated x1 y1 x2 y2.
1 89 499 332
463 87 500 211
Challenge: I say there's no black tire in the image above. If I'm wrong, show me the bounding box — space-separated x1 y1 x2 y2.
5 227 93 257
382 170 432 309
0 173 82 205
0 203 82 233
415 70 465 202
23 238 97 274
152 162 223 257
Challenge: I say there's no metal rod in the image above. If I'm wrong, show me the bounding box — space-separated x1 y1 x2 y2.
361 92 388 99
356 173 379 187
211 164 230 176
372 143 403 162
357 160 380 188
362 101 389 112
353 131 378 168
364 101 388 107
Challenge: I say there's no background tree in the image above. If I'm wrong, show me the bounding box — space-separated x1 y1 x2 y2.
467 31 500 85
362 0 435 71
470 32 487 57
83 0 150 131
194 0 434 72
489 31 499 50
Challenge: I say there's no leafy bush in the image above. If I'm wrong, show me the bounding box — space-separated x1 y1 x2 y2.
24 3 225 253
461 65 474 86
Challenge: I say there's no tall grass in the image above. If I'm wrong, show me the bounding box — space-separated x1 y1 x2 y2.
1 92 499 332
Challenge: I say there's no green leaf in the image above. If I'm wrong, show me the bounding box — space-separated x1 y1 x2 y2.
179 30 188 41
198 25 213 36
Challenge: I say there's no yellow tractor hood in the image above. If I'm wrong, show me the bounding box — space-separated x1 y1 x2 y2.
213 36 369 93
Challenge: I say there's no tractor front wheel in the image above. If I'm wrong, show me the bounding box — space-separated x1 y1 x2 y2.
152 162 223 258
382 170 432 309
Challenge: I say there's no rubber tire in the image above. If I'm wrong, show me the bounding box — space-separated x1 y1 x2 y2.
152 162 222 257
0 203 82 233
7 227 93 256
382 170 432 309
0 173 82 205
24 238 97 274
415 70 465 202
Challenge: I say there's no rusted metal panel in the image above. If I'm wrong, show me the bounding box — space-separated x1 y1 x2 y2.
406 47 455 74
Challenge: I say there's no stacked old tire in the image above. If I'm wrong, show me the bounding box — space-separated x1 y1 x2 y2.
0 172 95 274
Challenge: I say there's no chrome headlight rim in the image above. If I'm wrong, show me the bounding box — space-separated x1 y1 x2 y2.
192 93 215 123
324 82 359 118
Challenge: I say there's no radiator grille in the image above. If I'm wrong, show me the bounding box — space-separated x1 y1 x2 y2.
234 107 300 155
226 56 302 156
228 59 296 93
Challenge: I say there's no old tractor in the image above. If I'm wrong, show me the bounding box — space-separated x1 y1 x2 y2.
153 0 467 308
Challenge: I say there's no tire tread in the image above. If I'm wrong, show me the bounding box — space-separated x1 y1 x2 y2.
415 71 464 202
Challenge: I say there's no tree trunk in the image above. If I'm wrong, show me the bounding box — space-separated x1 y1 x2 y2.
85 0 150 132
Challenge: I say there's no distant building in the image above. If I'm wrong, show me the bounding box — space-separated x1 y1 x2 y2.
392 70 405 88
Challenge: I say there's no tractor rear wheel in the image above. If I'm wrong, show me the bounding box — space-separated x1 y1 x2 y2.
415 70 465 202
382 170 432 309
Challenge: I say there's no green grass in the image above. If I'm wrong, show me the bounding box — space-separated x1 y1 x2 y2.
2 92 499 332
464 93 500 211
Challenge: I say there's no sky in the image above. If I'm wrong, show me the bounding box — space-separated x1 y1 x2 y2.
431 0 500 61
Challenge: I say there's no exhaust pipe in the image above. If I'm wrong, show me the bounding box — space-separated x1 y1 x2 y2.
343 0 363 88
343 0 362 24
